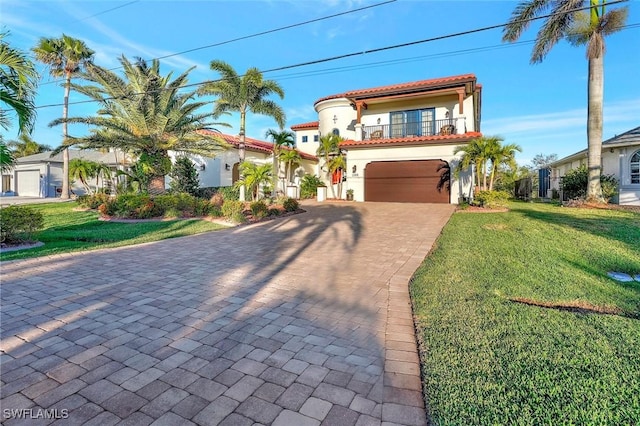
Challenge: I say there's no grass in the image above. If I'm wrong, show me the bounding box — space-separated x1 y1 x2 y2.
410 201 640 425
0 202 228 261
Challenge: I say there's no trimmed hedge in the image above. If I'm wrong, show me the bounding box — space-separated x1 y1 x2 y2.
0 205 44 244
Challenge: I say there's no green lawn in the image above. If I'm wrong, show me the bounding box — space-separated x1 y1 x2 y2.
410 202 640 425
1 202 228 261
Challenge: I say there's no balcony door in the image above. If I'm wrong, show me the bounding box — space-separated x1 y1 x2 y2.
390 108 435 138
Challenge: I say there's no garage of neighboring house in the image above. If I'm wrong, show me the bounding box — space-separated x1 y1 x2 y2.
364 160 450 203
15 170 41 197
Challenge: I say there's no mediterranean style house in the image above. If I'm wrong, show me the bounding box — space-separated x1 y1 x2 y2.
185 131 318 194
549 126 640 205
291 73 482 203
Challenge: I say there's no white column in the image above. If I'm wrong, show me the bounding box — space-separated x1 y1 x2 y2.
355 123 364 141
456 116 466 135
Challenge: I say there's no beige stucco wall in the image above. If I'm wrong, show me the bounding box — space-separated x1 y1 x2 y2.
295 128 320 157
550 144 640 205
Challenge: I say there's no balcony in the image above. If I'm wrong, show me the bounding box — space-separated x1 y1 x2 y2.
362 118 465 141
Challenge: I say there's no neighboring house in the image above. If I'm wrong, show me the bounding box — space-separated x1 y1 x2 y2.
179 131 318 194
549 126 640 205
291 73 482 203
1 149 129 198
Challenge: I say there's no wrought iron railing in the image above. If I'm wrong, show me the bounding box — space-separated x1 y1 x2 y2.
363 118 461 140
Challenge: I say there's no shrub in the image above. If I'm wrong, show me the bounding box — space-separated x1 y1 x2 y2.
300 174 324 199
218 186 239 201
0 206 44 244
561 165 588 200
193 199 211 217
473 190 510 208
600 174 619 202
169 156 200 196
112 194 153 218
77 193 111 209
208 205 222 218
561 165 619 202
196 187 218 199
250 200 269 219
164 207 181 219
221 200 245 221
268 207 281 217
282 197 299 212
209 192 224 208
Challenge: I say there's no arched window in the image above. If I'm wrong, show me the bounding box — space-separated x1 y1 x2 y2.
631 151 640 184
332 128 340 136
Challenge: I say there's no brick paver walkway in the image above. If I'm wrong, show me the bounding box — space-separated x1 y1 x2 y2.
1 201 454 425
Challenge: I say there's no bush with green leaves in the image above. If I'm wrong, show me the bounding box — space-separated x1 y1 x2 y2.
282 197 299 212
561 165 619 201
170 156 200 196
300 174 324 199
250 200 269 219
473 190 510 208
221 200 246 223
0 206 44 244
268 207 281 217
76 193 111 209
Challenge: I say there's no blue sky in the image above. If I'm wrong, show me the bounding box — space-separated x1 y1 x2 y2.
2 0 639 165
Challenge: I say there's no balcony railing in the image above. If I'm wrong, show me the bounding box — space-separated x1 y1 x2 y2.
363 118 462 140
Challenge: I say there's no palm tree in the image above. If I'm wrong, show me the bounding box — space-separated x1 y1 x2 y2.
0 138 15 172
198 60 285 200
503 1 628 202
265 129 295 195
279 148 301 191
317 134 343 199
328 151 346 199
7 134 51 158
33 34 95 199
49 56 228 193
486 139 522 191
234 162 272 201
454 137 495 191
69 158 97 194
0 32 39 134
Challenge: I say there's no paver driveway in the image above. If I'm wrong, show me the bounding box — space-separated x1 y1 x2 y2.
1 201 455 425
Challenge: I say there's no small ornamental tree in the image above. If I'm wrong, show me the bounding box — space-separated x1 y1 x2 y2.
170 156 200 196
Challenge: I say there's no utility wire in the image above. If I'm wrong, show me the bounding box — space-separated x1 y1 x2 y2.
70 1 140 23
35 0 634 110
39 0 396 87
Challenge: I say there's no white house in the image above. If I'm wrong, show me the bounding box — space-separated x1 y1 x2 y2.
291 74 483 203
1 149 129 198
180 131 318 195
549 126 640 205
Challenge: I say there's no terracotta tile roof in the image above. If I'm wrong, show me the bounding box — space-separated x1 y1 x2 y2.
340 132 482 148
315 74 477 105
290 121 319 130
198 130 318 161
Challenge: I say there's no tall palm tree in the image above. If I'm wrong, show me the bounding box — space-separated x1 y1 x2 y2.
49 56 229 193
7 134 51 158
33 34 95 199
265 129 295 195
198 60 285 200
486 139 522 191
503 0 628 202
0 32 39 134
317 134 343 199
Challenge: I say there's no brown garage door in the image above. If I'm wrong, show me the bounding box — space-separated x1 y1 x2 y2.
364 160 449 203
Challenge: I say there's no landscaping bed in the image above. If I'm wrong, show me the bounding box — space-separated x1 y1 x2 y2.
410 201 640 424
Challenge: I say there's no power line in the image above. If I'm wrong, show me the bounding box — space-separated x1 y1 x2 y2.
69 1 140 23
35 1 634 110
39 0 396 87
